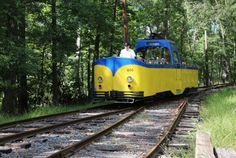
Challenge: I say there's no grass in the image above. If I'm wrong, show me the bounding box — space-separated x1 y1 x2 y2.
198 87 236 150
169 87 236 158
0 102 106 125
165 132 196 158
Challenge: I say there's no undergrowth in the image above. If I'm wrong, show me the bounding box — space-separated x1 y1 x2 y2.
0 102 105 125
198 87 236 149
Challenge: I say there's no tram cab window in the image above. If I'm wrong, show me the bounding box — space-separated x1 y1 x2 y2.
145 47 157 64
137 47 171 64
136 48 146 62
160 48 170 64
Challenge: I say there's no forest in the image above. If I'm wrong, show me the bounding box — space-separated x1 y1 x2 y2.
0 0 235 114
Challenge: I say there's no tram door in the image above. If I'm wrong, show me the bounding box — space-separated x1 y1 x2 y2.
173 48 183 94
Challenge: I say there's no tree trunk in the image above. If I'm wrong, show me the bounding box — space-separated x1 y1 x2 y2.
163 0 169 39
87 49 91 99
109 0 118 55
78 52 82 97
94 26 100 59
218 23 227 83
234 41 236 83
180 21 185 61
218 57 221 84
38 45 47 105
51 0 60 104
2 73 17 114
228 57 232 83
2 1 18 114
122 0 129 44
91 56 95 101
18 2 28 113
220 56 226 84
81 55 84 95
210 51 214 84
204 30 209 86
180 23 184 54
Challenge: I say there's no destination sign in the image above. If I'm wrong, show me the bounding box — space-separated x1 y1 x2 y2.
146 42 160 46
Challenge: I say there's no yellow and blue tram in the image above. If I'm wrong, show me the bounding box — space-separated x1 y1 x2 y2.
93 39 198 103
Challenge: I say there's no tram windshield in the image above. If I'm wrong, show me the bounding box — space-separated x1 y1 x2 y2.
136 46 170 64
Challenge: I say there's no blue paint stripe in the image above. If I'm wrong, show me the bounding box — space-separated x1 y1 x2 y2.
94 57 198 76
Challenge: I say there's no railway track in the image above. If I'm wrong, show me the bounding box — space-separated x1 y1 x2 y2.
158 86 224 157
0 107 137 157
0 99 187 158
0 86 228 157
0 108 134 144
44 99 188 158
0 103 120 130
156 95 202 157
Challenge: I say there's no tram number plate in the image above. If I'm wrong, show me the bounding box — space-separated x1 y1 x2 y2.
127 68 134 72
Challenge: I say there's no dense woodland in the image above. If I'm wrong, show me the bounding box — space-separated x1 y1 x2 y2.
0 0 235 114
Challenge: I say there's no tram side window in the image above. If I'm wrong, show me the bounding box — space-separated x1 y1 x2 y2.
160 48 170 64
173 51 179 64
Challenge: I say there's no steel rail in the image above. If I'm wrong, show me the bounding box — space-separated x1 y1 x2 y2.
0 108 132 145
47 106 145 158
143 99 188 158
0 103 113 130
198 83 229 89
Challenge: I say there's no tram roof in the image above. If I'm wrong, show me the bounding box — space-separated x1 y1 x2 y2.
134 39 175 52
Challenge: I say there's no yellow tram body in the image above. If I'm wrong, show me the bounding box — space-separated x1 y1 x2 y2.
94 62 198 97
94 39 198 103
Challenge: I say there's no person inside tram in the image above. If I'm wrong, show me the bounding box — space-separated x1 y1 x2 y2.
160 58 166 64
119 42 136 59
154 57 160 64
136 54 144 61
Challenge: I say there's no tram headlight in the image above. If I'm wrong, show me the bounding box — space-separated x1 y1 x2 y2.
98 76 103 83
127 76 133 83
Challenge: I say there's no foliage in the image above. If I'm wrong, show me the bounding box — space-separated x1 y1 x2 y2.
199 87 236 149
0 0 235 114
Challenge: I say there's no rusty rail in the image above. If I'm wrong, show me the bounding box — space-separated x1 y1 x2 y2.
0 103 114 130
0 108 132 145
47 106 144 158
143 99 188 158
